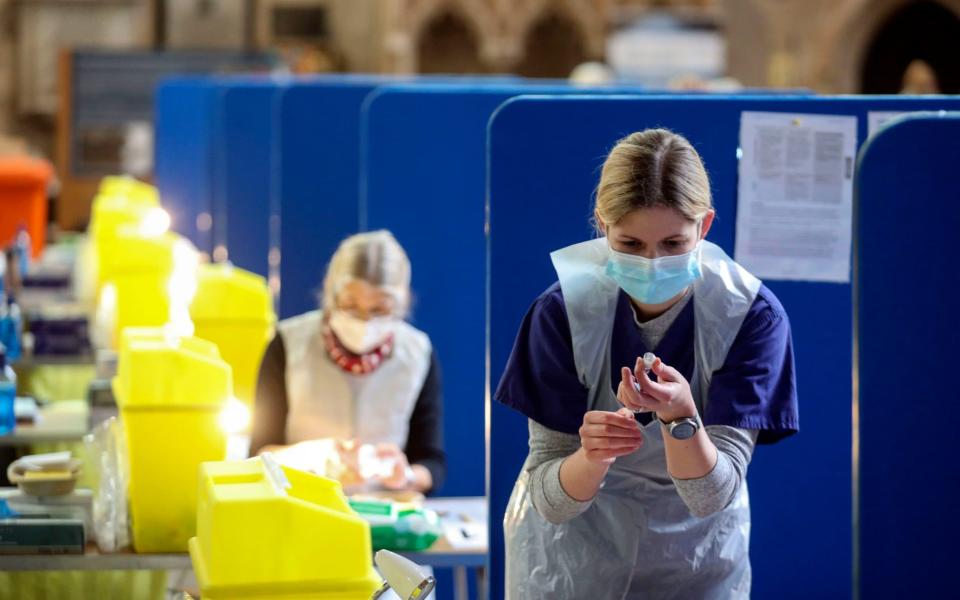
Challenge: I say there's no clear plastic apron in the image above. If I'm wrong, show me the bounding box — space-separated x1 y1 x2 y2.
504 239 760 599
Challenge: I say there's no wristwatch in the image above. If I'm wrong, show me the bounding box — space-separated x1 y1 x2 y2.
658 414 702 440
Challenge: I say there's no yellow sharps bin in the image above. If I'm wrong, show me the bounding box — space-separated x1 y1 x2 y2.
114 328 232 552
90 178 160 235
97 176 160 205
189 456 382 600
89 184 160 242
89 179 165 288
190 264 276 409
101 230 178 338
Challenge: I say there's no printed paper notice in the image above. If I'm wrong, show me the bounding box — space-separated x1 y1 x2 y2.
734 111 857 283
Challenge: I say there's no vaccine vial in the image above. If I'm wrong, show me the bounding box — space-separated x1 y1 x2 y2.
642 352 656 374
624 352 658 414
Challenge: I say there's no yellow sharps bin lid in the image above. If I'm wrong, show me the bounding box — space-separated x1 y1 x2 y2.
189 456 382 600
113 328 232 409
190 263 275 323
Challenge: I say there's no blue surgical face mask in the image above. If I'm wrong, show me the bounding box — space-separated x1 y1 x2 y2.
604 243 703 305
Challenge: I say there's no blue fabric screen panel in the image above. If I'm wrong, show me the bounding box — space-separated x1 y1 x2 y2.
855 113 960 599
277 79 384 319
487 95 960 600
216 79 285 278
154 77 218 254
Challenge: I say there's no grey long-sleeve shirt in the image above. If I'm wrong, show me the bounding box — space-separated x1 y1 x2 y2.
525 419 757 523
525 290 758 523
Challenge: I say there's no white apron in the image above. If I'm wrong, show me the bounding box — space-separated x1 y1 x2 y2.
278 310 431 448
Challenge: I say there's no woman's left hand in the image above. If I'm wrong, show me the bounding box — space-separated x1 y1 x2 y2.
618 356 697 422
374 443 414 490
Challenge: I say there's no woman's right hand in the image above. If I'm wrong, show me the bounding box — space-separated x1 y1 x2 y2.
578 408 644 466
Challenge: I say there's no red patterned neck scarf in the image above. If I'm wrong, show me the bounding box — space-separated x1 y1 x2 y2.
322 320 394 375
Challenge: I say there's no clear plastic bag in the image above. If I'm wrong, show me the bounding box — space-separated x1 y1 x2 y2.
84 416 130 552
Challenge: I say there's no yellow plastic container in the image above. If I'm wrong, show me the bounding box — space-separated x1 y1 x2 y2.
88 179 166 294
190 264 276 409
97 176 160 205
189 456 381 600
89 182 161 246
76 177 175 330
114 328 232 553
104 230 178 333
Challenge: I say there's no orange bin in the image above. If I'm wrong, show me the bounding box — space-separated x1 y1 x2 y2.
0 156 53 258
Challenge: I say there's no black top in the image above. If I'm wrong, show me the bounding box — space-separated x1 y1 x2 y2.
250 334 447 494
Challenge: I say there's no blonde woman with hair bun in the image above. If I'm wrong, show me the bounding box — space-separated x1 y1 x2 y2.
251 230 445 495
496 129 798 598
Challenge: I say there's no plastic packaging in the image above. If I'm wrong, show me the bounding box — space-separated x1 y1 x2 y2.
272 440 407 493
357 443 396 481
271 438 347 478
4 488 94 538
0 343 16 434
349 498 442 552
86 416 130 552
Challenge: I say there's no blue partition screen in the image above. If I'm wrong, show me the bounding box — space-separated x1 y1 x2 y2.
215 79 284 277
362 87 518 499
276 76 570 320
277 80 384 319
855 113 960 598
155 77 217 253
487 95 960 600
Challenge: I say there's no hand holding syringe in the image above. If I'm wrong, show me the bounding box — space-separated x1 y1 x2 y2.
619 352 657 414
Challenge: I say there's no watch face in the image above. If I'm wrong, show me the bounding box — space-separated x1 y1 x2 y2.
671 421 697 440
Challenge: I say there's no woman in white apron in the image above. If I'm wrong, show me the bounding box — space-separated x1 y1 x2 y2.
495 130 798 598
251 230 445 494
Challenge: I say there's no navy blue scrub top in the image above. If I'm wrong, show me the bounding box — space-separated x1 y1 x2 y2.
495 282 798 444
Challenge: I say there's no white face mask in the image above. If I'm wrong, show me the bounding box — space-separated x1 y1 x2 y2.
328 311 397 355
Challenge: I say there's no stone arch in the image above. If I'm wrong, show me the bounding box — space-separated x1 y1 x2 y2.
514 9 590 77
415 8 487 73
508 0 606 78
861 1 960 92
814 0 960 92
406 0 501 63
506 0 607 62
